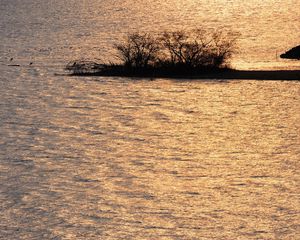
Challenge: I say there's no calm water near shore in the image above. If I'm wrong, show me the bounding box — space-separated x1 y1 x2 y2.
0 1 299 239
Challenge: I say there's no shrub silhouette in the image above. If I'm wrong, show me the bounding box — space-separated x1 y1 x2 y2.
65 60 105 74
114 33 160 68
66 28 239 76
114 28 238 69
160 29 211 67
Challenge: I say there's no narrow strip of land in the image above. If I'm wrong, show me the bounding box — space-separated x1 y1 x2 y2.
190 70 300 80
72 69 300 80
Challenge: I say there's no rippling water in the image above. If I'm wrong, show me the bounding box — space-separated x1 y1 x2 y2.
0 1 300 239
1 0 300 70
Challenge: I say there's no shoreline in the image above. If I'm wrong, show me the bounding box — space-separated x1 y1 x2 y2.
70 69 300 81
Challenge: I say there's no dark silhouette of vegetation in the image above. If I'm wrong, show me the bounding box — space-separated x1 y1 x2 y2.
280 45 300 60
66 28 239 77
114 33 160 68
66 60 105 74
159 29 236 69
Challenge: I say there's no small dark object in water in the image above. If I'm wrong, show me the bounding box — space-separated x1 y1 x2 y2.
10 58 13 61
280 45 300 60
29 62 33 65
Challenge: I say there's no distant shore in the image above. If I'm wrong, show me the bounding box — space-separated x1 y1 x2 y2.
70 68 300 81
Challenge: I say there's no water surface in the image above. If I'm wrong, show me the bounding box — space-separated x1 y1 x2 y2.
0 1 299 239
1 0 300 69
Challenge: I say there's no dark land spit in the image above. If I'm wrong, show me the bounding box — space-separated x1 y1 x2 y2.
68 66 300 81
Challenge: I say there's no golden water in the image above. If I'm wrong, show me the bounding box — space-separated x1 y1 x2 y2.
0 1 299 239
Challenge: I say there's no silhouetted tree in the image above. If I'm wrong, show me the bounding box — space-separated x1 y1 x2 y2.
114 33 160 68
160 28 237 68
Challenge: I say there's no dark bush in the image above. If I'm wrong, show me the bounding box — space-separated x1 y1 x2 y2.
114 33 161 68
160 28 237 68
66 28 239 76
65 60 105 74
160 29 208 67
114 28 238 69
